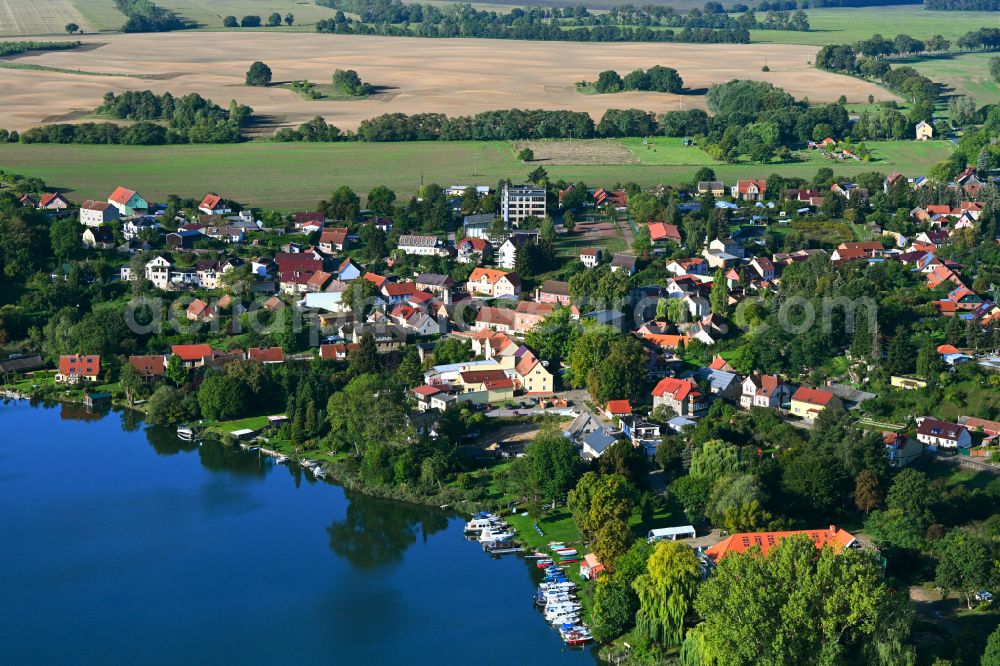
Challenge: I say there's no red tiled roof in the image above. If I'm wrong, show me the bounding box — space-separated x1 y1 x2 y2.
320 227 349 246
469 267 511 285
606 400 632 415
791 386 835 406
171 344 213 362
109 186 138 205
319 343 359 360
39 192 65 207
382 282 418 297
363 272 387 288
248 347 284 363
59 354 100 377
129 354 165 377
736 179 767 194
413 384 443 398
649 222 682 243
705 526 856 562
200 193 222 210
652 377 699 401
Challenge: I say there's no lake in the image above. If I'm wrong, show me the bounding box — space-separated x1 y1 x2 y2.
0 401 595 665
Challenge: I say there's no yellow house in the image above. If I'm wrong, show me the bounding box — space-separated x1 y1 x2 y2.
789 387 842 422
915 121 933 141
891 375 928 390
514 352 553 394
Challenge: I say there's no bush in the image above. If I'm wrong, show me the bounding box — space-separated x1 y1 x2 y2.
240 15 261 28
223 15 237 27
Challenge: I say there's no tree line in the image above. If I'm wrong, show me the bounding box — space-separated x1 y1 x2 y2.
0 41 80 57
7 91 253 145
925 0 1000 9
314 1 753 43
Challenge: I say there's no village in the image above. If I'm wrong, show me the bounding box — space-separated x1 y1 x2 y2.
3 160 1000 660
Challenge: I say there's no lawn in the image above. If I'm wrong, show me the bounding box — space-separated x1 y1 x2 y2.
621 137 724 166
0 137 954 209
924 459 998 492
894 52 1000 106
749 6 999 46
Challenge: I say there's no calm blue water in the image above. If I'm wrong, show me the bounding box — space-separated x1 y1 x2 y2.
0 401 594 665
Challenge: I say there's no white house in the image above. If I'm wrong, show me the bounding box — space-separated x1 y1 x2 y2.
80 200 119 227
916 417 971 449
198 193 231 215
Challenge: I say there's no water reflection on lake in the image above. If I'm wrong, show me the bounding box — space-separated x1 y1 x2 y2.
0 400 595 665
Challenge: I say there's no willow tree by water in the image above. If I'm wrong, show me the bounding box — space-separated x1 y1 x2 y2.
632 540 701 646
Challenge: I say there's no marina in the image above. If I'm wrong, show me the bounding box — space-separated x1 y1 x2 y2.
463 512 594 650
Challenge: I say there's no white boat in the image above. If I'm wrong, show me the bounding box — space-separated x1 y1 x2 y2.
313 466 327 478
275 456 290 464
478 529 515 543
465 518 496 533
176 425 195 440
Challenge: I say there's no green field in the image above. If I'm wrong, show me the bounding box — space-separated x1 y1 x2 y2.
896 52 1000 106
751 6 999 46
621 137 725 166
0 138 953 209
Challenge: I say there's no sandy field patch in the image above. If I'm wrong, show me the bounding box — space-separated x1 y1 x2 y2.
513 139 640 165
0 32 895 132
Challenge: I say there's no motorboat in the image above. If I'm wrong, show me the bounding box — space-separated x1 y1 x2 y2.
559 624 593 646
275 456 290 464
176 425 195 440
478 528 515 543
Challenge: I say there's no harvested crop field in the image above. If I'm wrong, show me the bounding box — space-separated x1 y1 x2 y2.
0 0 93 36
513 139 640 166
0 32 894 132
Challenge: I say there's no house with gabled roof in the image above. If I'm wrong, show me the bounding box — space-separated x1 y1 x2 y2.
652 377 707 417
610 253 637 275
649 222 682 249
790 387 842 421
474 306 517 334
513 350 553 394
56 354 101 384
579 247 602 268
129 354 166 380
186 298 216 323
198 193 231 215
107 186 148 217
82 225 115 249
457 237 493 264
80 200 119 227
248 347 285 364
319 227 350 253
467 267 520 298
731 179 766 201
38 192 70 211
171 343 214 368
916 417 971 449
740 373 793 409
536 279 572 306
319 342 360 361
